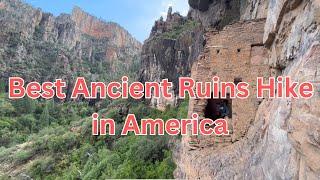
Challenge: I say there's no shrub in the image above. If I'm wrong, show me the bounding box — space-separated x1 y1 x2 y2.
0 98 15 116
28 157 55 179
160 20 199 39
11 97 36 115
47 132 78 153
0 146 15 161
17 114 36 133
14 150 33 164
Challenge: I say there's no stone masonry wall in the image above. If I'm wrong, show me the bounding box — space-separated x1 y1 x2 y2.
187 19 269 147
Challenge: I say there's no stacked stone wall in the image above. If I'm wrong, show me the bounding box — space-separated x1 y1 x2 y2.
187 19 270 147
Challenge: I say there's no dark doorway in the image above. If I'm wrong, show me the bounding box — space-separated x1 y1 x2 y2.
234 77 242 85
204 94 232 120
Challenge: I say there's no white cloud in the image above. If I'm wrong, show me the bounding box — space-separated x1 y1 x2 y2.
160 0 189 19
160 11 167 18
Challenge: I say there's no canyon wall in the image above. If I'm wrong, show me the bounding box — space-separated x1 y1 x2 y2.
139 1 241 109
71 7 141 62
139 8 205 109
0 0 141 85
175 0 320 179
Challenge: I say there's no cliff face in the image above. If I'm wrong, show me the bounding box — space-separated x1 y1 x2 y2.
139 8 205 109
0 0 141 85
248 0 320 178
139 1 241 109
188 0 241 28
71 7 141 62
175 0 320 179
240 0 269 20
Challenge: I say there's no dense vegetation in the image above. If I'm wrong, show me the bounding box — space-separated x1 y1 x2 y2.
0 1 191 178
0 90 188 179
0 25 181 177
159 20 200 39
0 26 186 178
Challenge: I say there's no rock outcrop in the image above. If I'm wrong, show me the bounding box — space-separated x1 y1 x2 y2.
71 7 141 62
241 0 269 20
174 0 320 179
139 8 205 109
0 0 141 85
188 0 241 28
139 1 241 109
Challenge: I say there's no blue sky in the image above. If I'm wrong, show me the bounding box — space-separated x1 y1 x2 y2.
24 0 189 42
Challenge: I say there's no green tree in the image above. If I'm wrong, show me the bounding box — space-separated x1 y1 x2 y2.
17 114 36 133
11 97 36 115
40 102 51 126
0 96 15 116
0 80 6 93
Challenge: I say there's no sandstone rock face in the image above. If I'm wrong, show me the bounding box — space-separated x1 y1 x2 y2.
0 0 141 85
71 7 141 61
174 0 320 179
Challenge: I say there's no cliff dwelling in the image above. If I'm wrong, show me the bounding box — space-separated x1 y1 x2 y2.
187 19 270 148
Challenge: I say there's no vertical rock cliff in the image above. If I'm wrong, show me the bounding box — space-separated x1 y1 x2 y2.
139 1 241 109
139 7 205 109
0 0 141 85
174 0 320 179
71 7 141 62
